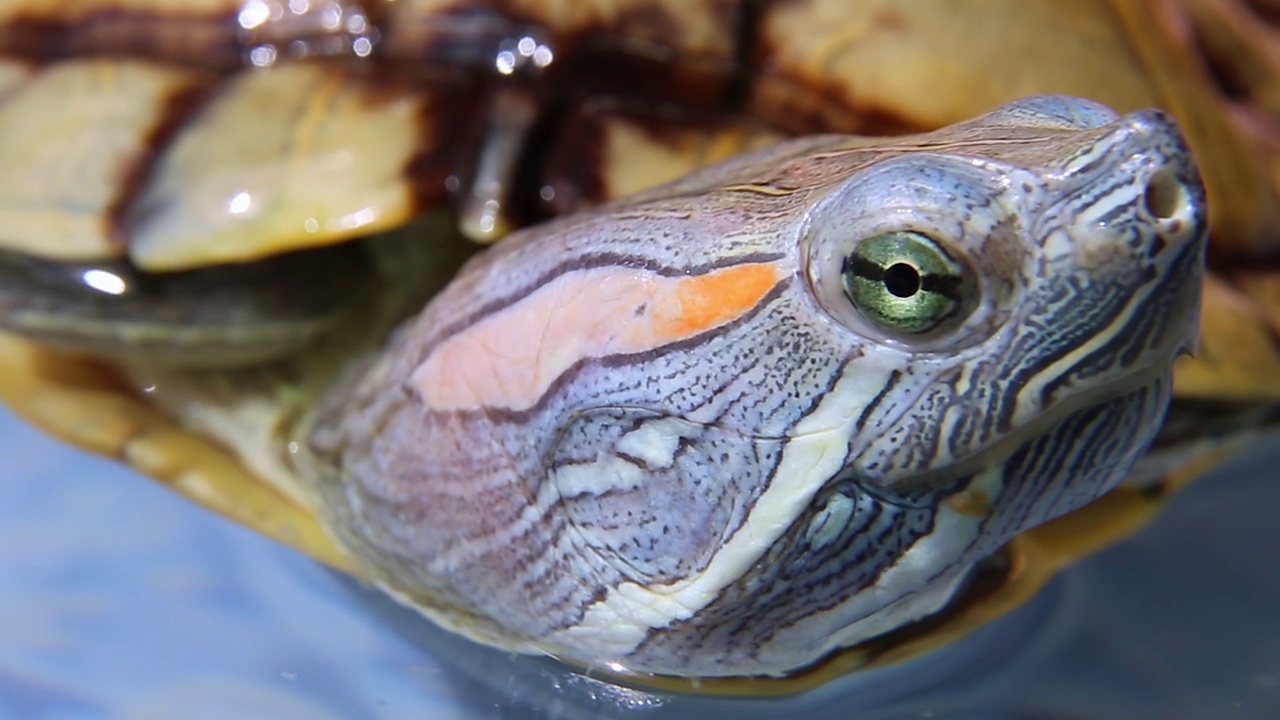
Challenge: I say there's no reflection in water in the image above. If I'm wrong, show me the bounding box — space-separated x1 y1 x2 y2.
0 407 1277 719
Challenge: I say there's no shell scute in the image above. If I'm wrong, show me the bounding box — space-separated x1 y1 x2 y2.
0 58 208 261
123 61 441 271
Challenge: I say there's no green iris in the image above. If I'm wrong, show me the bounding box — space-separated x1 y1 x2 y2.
841 231 972 335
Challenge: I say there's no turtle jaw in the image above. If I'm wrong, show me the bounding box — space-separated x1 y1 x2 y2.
1000 230 1207 471
583 367 1179 680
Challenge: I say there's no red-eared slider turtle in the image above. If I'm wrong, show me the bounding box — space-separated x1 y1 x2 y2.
0 0 1276 692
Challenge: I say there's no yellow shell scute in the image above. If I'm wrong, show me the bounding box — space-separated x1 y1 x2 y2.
0 330 351 572
0 59 207 261
754 0 1159 132
125 62 430 272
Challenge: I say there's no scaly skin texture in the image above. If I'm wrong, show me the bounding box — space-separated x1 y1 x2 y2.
301 97 1208 678
0 0 1272 690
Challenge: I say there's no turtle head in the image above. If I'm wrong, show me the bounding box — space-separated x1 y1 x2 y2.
800 96 1206 499
715 96 1207 673
306 96 1207 678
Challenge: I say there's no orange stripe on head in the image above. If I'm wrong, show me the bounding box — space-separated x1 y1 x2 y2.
411 261 783 412
656 264 782 339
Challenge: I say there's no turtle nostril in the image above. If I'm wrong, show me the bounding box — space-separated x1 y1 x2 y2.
1143 167 1189 222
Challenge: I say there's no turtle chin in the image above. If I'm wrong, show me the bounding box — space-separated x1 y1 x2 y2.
808 370 1177 669
967 367 1174 556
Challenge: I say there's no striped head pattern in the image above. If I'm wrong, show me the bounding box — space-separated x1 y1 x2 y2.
304 96 1208 678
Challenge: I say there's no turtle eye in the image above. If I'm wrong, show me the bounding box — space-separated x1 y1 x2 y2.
841 231 976 335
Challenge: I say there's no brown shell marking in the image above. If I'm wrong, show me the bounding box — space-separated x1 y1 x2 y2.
0 0 243 69
0 54 466 269
378 0 744 108
539 100 784 216
0 59 211 262
0 0 756 264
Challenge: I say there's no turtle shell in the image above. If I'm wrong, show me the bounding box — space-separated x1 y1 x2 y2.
0 0 1278 693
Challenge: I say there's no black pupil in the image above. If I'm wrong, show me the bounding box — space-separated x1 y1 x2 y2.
883 263 921 298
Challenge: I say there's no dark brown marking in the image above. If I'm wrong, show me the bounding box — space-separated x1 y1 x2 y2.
746 65 929 136
870 7 908 33
541 97 781 216
380 0 742 110
0 9 242 70
403 79 485 219
107 71 220 254
536 97 613 216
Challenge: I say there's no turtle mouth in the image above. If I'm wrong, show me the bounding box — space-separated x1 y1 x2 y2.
855 358 1179 513
609 368 1176 679
976 366 1174 524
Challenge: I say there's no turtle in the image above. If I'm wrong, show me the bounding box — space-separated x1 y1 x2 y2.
0 0 1277 694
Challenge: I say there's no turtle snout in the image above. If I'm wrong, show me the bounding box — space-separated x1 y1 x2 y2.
1114 109 1208 251
1118 109 1208 333
1035 107 1209 369
1053 108 1209 269
1102 109 1209 359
